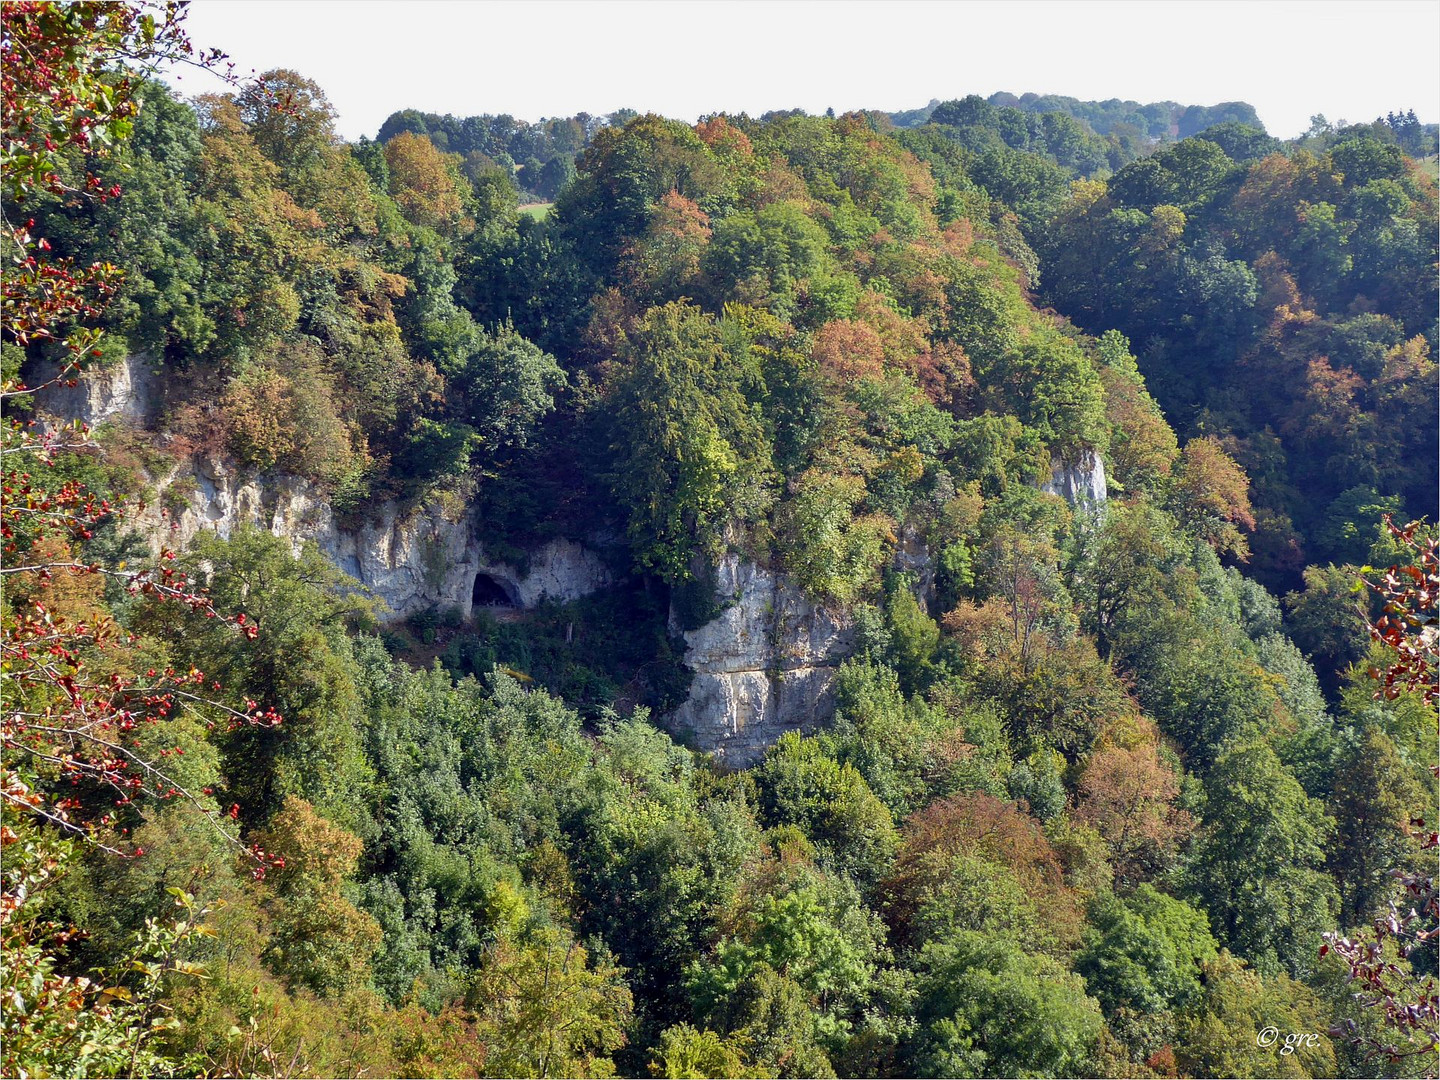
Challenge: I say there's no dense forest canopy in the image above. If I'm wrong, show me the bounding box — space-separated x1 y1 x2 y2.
3 6 1437 1078
889 94 1265 141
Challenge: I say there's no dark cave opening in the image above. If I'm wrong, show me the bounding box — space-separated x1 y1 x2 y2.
472 572 517 608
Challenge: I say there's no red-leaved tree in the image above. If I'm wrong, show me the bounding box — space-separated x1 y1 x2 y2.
2 10 287 1071
2 0 280 864
1321 516 1438 1065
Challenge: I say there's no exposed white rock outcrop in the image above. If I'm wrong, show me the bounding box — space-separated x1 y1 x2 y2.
892 524 935 600
111 454 610 620
35 353 159 428
509 539 613 607
35 362 613 618
668 554 854 766
1041 450 1108 508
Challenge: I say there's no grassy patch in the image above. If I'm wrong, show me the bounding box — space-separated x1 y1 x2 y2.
518 202 553 221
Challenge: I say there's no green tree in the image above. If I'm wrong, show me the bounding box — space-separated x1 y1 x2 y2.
883 581 940 689
569 717 760 1041
703 201 831 317
1285 563 1372 696
139 526 378 831
650 1024 757 1079
1184 740 1337 978
685 856 895 1061
777 468 893 605
607 302 773 580
1 812 219 1080
822 660 933 816
979 336 1108 457
754 732 899 883
1076 885 1219 1016
1174 952 1337 1078
444 321 566 463
465 925 634 1078
909 930 1104 1078
697 964 837 1079
1326 726 1427 925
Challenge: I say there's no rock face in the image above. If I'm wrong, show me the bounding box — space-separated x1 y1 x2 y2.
118 455 611 620
892 524 935 601
35 361 613 619
1041 450 1108 508
509 540 614 608
667 555 854 766
35 353 159 428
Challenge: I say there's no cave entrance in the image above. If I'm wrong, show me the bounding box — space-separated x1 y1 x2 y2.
472 572 517 609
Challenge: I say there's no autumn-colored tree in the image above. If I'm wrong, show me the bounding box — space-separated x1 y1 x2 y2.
1095 329 1179 494
2 0 279 861
1075 740 1193 885
620 190 711 298
1 10 287 1075
383 129 469 234
961 527 1071 677
885 793 1082 948
1360 517 1439 705
694 116 754 159
810 319 887 384
1169 436 1256 558
221 339 360 484
253 795 382 996
235 67 337 179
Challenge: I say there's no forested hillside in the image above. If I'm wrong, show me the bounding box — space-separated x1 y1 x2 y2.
891 94 1264 140
3 5 1436 1079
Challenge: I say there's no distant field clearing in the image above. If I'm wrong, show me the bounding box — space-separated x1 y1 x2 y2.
519 202 554 220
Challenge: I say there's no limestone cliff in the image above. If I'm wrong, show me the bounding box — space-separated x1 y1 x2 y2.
130 455 613 618
36 356 1112 765
36 352 159 429
36 362 612 618
666 555 854 766
1040 450 1108 507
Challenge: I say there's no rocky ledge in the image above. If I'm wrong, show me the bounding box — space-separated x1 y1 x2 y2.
134 455 613 619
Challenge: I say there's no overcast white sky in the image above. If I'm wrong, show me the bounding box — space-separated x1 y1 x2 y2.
164 0 1440 141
